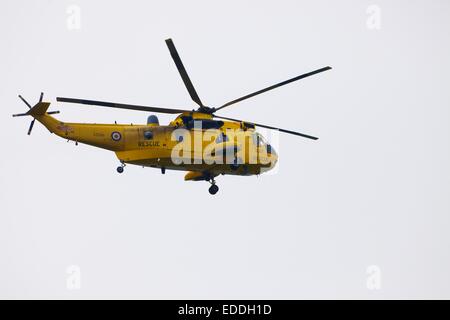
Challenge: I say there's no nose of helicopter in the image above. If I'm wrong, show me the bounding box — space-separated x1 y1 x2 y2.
268 145 278 170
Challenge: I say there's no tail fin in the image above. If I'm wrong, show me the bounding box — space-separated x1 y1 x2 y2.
12 102 51 118
29 102 51 116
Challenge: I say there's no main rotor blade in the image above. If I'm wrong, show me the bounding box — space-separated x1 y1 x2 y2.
165 38 204 107
18 95 32 109
215 66 332 112
39 92 44 103
56 97 191 114
213 115 318 140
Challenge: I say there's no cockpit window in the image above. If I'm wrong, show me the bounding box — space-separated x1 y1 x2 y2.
252 133 265 147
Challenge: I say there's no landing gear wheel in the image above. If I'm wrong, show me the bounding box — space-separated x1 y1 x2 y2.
117 166 124 174
208 184 219 195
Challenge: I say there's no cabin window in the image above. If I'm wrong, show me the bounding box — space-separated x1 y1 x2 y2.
174 132 184 142
184 119 224 130
143 130 153 140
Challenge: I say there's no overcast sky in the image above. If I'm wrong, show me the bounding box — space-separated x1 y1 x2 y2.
1 0 450 299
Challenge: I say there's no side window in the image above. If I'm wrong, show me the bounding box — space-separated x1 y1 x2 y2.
144 130 153 140
216 132 229 143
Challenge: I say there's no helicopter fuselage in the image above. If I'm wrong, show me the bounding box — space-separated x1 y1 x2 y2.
35 110 278 179
14 38 328 194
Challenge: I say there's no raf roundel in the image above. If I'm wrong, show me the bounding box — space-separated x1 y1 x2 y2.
111 131 122 141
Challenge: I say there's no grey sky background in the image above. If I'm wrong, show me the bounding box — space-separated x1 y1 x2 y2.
1 0 450 299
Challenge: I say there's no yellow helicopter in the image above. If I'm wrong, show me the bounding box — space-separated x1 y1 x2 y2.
13 39 331 194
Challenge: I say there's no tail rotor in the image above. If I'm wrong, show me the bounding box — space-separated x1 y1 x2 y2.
13 92 60 135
